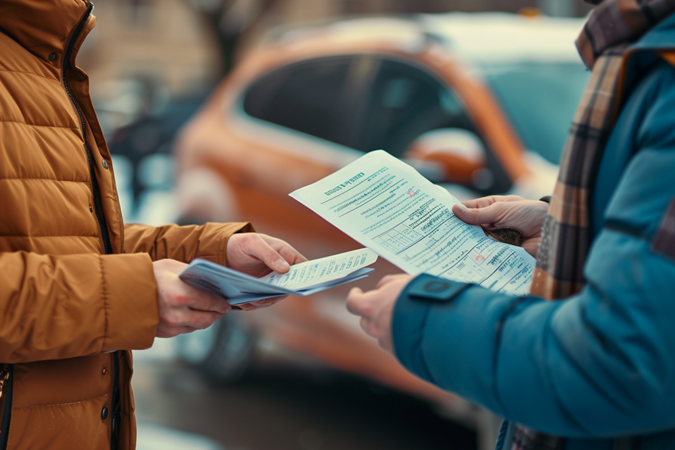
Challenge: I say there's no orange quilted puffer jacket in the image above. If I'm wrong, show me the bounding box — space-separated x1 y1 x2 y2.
0 1 249 449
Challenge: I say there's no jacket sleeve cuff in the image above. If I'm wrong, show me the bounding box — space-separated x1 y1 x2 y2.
393 274 471 382
100 253 159 351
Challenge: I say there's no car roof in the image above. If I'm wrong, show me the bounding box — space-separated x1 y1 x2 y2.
421 13 586 63
271 12 586 65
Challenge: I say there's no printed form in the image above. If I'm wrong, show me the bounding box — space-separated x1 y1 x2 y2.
261 248 378 291
290 150 535 296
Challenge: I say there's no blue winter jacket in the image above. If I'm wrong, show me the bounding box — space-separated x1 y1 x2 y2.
392 14 675 450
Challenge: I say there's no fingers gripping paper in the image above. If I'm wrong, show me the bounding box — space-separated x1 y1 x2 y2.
180 248 378 305
290 150 535 296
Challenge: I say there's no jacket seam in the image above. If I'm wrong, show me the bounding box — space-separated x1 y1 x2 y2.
0 235 99 238
604 219 652 240
0 67 60 84
14 393 109 411
99 256 109 352
0 119 79 131
0 178 90 183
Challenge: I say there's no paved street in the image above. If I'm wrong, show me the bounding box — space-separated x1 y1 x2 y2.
132 343 477 450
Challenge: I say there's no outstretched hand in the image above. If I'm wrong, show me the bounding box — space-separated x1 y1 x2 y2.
154 233 308 337
346 274 412 354
452 195 549 257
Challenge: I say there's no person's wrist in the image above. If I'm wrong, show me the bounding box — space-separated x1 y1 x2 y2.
392 274 472 381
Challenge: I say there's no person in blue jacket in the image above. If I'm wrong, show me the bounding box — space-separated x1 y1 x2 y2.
346 0 675 449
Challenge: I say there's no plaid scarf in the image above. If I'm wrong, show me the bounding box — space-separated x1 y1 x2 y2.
512 1 675 449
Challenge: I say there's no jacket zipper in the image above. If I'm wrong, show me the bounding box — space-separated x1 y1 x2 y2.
62 4 119 450
0 365 14 450
61 1 112 255
110 352 120 450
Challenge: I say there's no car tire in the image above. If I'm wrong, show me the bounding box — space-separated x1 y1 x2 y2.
176 313 257 386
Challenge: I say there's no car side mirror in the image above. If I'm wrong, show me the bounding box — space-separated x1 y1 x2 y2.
405 128 491 188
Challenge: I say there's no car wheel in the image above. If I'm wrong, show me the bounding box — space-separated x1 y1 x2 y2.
176 313 257 386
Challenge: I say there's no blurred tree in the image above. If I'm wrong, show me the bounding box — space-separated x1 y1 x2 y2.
187 0 283 75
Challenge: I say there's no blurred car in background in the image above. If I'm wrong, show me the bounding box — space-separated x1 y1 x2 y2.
173 11 589 443
105 90 210 222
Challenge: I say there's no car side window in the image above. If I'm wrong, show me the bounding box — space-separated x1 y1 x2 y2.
355 59 477 157
242 56 374 147
243 55 510 193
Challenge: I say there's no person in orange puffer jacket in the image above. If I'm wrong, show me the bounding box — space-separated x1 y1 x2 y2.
0 1 305 449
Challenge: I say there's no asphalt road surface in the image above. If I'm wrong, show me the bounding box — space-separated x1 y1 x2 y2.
132 345 477 450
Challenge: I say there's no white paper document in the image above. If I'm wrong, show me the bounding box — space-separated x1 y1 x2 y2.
179 248 378 305
290 150 535 296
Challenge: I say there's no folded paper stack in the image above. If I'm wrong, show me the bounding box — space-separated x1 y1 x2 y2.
179 248 378 305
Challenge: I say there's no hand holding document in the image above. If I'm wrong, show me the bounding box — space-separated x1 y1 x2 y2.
179 248 378 305
290 150 535 296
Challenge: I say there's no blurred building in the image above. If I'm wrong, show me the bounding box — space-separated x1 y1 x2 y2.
82 0 222 94
79 0 222 132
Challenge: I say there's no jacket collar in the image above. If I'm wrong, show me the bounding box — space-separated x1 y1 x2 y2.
630 11 675 51
0 0 94 63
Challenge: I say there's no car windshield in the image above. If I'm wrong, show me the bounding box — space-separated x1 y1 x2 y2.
481 61 590 164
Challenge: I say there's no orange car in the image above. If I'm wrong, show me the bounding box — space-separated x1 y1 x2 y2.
173 12 589 441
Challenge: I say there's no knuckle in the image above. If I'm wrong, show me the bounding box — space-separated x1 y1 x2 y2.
166 312 182 327
361 318 377 337
174 293 191 307
205 293 222 309
357 303 372 317
346 299 360 315
197 315 216 330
